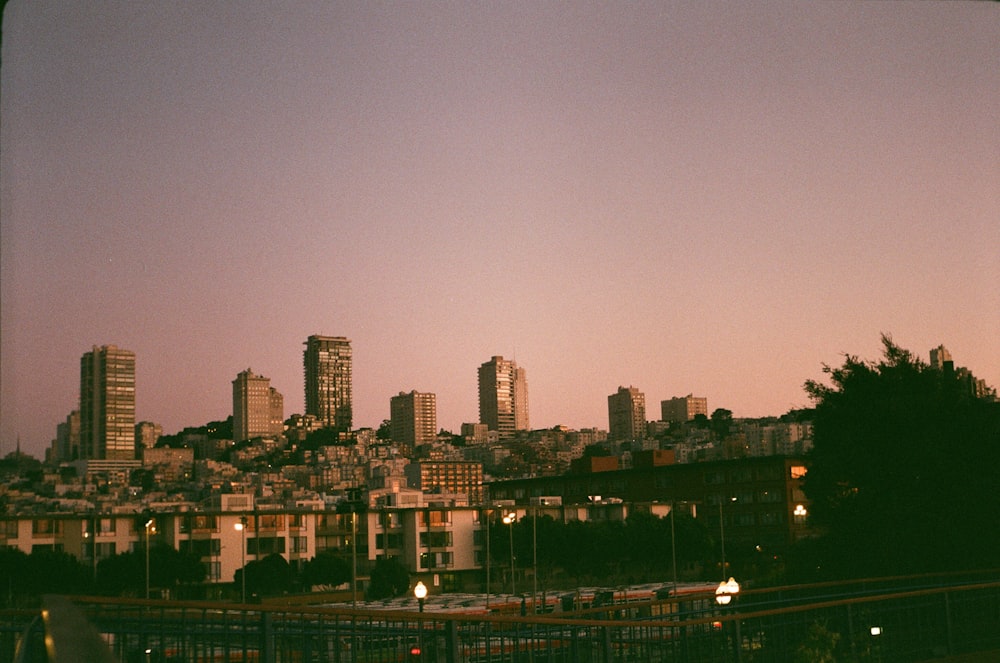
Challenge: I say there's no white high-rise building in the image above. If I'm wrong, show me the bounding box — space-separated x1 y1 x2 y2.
233 369 284 442
478 356 529 439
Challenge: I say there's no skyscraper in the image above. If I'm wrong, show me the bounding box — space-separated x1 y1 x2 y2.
80 345 136 460
608 386 646 442
478 356 528 439
233 369 284 442
390 390 438 449
303 335 352 431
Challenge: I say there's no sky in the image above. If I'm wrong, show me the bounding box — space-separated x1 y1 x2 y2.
2 2 998 459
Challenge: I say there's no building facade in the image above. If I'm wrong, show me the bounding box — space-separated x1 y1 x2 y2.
608 386 646 442
661 394 709 423
478 356 529 439
80 345 136 460
390 390 437 449
232 369 284 442
303 335 352 431
404 461 484 504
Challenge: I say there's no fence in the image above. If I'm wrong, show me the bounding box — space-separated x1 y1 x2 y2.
3 575 1000 663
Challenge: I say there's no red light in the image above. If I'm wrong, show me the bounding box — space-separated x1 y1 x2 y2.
410 646 422 656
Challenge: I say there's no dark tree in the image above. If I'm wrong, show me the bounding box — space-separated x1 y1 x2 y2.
710 409 733 439
376 419 392 441
301 550 351 588
366 557 410 599
240 553 293 597
801 335 1000 579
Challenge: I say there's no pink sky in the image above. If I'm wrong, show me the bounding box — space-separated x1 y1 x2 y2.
2 3 998 459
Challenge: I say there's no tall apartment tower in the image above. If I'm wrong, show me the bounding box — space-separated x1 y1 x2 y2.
303 335 352 431
930 345 953 370
80 345 136 460
390 390 438 449
478 356 529 439
233 369 284 442
608 386 646 442
55 410 81 461
661 394 709 423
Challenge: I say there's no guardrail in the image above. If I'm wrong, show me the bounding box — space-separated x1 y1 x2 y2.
2 575 999 663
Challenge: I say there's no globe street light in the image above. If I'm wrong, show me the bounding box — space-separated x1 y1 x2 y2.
502 512 516 595
715 577 740 606
234 516 247 603
414 580 428 659
414 580 427 612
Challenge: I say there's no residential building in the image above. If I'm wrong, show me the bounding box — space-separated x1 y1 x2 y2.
303 335 352 431
608 386 646 442
390 391 437 448
478 356 529 439
488 455 812 549
80 345 136 460
661 394 708 424
232 369 284 442
404 461 484 504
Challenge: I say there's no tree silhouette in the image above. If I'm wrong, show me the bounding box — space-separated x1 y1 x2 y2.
366 557 410 599
802 335 1000 579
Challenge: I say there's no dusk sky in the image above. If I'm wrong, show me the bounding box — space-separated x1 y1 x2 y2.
2 2 998 459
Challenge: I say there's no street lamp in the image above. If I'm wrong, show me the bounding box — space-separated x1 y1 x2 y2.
719 497 736 580
414 580 427 612
715 577 740 606
234 516 247 603
413 580 427 660
502 512 516 595
144 518 156 599
532 506 538 614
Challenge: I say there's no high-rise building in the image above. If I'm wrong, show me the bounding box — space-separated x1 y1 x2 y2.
303 335 352 431
929 345 953 370
55 410 81 461
608 386 646 442
233 369 284 442
661 395 708 424
478 356 529 439
80 345 136 460
135 421 163 450
390 391 437 449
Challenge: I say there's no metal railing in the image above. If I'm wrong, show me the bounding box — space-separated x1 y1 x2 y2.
3 575 999 663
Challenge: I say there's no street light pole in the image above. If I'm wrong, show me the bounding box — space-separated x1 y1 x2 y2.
485 506 491 612
532 506 537 614
234 516 247 603
719 497 736 581
144 518 155 599
502 512 516 595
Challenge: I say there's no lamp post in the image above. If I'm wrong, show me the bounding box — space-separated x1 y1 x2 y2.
484 506 492 612
715 577 741 661
719 497 736 580
234 516 247 603
414 580 427 660
502 512 516 595
414 580 427 612
144 518 155 599
532 506 538 614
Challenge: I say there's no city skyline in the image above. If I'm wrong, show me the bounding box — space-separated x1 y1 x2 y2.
2 3 998 458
